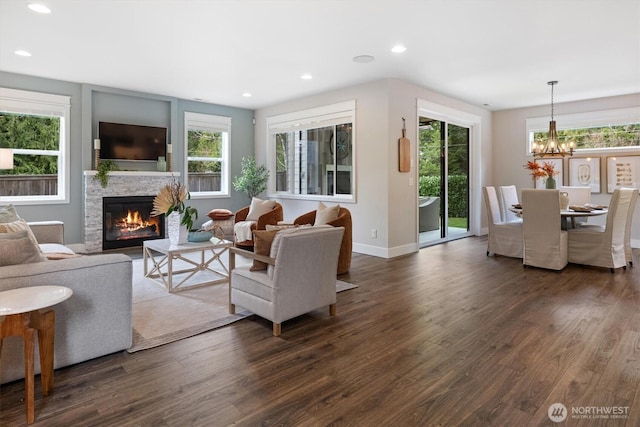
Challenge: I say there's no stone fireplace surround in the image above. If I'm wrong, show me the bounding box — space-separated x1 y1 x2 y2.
83 171 179 253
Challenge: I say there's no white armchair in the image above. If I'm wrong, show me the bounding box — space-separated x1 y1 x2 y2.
229 226 344 336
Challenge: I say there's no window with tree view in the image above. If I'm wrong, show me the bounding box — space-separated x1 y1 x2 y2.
185 112 230 197
0 88 70 203
527 107 640 154
269 101 355 201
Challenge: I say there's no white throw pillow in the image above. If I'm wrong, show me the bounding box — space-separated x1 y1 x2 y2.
246 197 277 221
314 202 340 225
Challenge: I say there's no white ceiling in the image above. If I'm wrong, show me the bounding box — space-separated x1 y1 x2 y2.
1 0 639 111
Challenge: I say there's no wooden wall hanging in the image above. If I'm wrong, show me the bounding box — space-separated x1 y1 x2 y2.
398 117 410 172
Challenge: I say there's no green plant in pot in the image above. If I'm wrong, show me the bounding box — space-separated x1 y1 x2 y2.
94 159 119 188
232 156 269 199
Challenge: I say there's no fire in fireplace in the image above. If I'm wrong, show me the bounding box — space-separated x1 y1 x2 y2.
103 196 164 250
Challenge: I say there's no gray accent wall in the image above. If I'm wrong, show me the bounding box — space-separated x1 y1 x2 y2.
0 71 255 245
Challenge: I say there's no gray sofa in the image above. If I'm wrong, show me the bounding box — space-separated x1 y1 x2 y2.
0 221 132 384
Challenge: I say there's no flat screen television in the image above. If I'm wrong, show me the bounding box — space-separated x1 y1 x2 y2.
98 121 167 161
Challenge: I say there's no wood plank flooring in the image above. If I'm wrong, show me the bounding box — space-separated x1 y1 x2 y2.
1 236 639 426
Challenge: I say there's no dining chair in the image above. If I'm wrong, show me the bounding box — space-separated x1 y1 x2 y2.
482 186 523 258
499 185 521 223
567 188 634 273
623 188 639 266
521 189 568 270
560 186 591 226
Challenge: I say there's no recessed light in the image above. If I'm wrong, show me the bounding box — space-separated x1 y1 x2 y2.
300 74 312 80
353 55 375 63
14 50 32 57
242 92 252 97
391 45 407 53
28 3 51 14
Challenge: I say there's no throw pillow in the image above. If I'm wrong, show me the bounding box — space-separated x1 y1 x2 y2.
250 229 278 271
0 230 46 266
246 198 276 221
207 208 234 220
39 243 83 260
314 202 340 225
0 204 19 223
0 218 43 254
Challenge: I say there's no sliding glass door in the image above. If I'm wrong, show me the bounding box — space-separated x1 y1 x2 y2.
418 116 470 246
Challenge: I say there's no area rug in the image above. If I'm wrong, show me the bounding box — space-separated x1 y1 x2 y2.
128 255 357 352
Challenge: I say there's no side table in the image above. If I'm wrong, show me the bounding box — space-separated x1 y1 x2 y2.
0 285 73 424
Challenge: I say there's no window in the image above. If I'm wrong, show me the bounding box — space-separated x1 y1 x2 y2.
184 112 230 198
526 107 640 155
0 88 70 204
268 100 355 202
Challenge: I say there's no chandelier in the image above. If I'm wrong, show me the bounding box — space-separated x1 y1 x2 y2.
531 81 574 158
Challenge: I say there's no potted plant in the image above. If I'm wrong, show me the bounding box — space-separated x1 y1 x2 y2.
232 156 269 200
94 159 119 188
151 177 198 244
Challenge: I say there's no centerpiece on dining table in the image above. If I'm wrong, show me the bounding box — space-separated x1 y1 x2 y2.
151 177 198 245
524 160 559 189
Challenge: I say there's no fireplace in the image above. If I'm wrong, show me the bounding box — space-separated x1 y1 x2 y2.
102 196 164 250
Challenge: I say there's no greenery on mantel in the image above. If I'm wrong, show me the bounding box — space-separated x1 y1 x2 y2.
94 160 120 188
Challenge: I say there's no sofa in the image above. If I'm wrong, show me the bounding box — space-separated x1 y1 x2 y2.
0 221 132 384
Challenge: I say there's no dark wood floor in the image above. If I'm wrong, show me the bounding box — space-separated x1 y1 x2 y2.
2 236 639 426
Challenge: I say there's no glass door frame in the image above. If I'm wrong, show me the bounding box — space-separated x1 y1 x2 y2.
417 99 482 246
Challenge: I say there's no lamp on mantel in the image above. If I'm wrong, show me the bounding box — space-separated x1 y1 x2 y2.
0 148 14 170
531 81 574 158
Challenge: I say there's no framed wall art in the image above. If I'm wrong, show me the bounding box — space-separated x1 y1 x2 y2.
534 158 564 189
607 156 640 193
568 157 601 193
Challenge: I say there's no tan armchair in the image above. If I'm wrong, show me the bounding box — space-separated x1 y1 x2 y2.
234 202 283 250
294 207 352 275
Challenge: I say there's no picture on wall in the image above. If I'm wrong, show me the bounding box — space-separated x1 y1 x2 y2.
569 157 600 193
607 156 640 193
534 158 563 189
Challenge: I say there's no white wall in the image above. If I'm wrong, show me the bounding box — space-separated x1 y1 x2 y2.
493 93 640 246
255 78 492 258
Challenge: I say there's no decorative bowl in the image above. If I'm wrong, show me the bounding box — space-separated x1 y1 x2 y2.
188 230 214 242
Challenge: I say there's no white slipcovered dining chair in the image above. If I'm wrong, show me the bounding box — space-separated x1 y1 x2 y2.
482 186 523 258
624 188 638 266
560 186 591 226
229 226 343 336
521 189 568 270
499 185 522 223
567 188 634 273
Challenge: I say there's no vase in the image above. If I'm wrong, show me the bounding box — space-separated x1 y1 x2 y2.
545 177 556 189
167 211 188 245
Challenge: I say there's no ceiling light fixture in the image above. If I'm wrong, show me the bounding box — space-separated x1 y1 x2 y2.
391 45 407 53
531 81 573 158
14 50 32 57
300 74 312 80
28 3 51 14
353 55 375 63
242 92 252 97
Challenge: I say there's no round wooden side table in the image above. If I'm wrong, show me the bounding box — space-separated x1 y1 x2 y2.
0 285 73 424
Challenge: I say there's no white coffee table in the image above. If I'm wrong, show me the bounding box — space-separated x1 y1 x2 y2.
0 285 73 424
143 238 233 292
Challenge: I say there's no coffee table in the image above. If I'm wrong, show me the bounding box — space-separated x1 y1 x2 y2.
143 237 233 292
0 285 73 424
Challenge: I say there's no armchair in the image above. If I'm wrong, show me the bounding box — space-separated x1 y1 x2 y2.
294 207 352 274
229 226 344 336
233 200 283 250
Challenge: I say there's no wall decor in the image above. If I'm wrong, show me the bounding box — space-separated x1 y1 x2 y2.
607 156 640 193
568 157 600 193
534 158 563 189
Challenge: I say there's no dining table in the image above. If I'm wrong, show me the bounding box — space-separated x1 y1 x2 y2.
509 206 608 229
